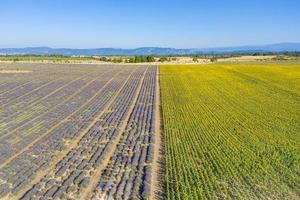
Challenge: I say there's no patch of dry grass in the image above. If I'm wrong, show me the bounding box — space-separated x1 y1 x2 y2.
0 70 32 74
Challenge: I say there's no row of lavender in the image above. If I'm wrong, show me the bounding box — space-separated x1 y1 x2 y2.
0 68 110 132
92 66 157 200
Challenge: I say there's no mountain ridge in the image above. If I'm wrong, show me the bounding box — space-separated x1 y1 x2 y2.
1 43 300 56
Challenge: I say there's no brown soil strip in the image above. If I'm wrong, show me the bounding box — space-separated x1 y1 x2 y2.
81 67 148 200
9 68 134 200
150 66 165 200
0 70 32 74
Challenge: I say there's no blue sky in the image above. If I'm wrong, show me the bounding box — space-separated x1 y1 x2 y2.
1 0 299 48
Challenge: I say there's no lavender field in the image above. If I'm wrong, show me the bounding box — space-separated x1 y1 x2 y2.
0 63 160 200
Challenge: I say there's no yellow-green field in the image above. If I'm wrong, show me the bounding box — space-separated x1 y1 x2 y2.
160 64 300 199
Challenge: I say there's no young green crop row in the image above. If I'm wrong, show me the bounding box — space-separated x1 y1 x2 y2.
160 64 300 200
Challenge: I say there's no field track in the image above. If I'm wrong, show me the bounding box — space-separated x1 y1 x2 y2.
150 66 164 200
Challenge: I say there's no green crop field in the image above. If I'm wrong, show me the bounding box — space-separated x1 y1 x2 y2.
160 64 300 199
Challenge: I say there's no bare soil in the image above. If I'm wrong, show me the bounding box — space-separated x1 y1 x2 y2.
150 66 165 200
0 70 32 73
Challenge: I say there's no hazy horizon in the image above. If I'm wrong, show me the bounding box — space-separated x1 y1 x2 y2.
1 42 300 50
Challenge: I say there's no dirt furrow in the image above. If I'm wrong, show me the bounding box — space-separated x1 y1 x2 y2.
150 66 165 200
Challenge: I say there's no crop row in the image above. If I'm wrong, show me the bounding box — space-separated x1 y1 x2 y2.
0 81 30 94
0 71 102 124
0 70 112 138
92 66 157 200
0 79 46 105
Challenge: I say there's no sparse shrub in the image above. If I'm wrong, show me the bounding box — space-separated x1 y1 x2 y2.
210 57 218 62
192 56 198 62
159 56 168 62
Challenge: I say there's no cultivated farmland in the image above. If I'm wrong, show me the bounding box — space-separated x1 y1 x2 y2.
0 63 160 200
160 64 300 199
0 62 299 200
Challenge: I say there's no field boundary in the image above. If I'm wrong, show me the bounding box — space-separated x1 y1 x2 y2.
0 70 32 74
151 65 166 200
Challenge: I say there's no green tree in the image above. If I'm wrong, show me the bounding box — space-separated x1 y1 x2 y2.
135 56 142 63
100 57 107 61
128 57 135 63
146 55 155 62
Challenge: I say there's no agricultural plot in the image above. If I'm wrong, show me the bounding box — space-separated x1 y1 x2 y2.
160 64 300 200
1 62 299 200
0 63 160 200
